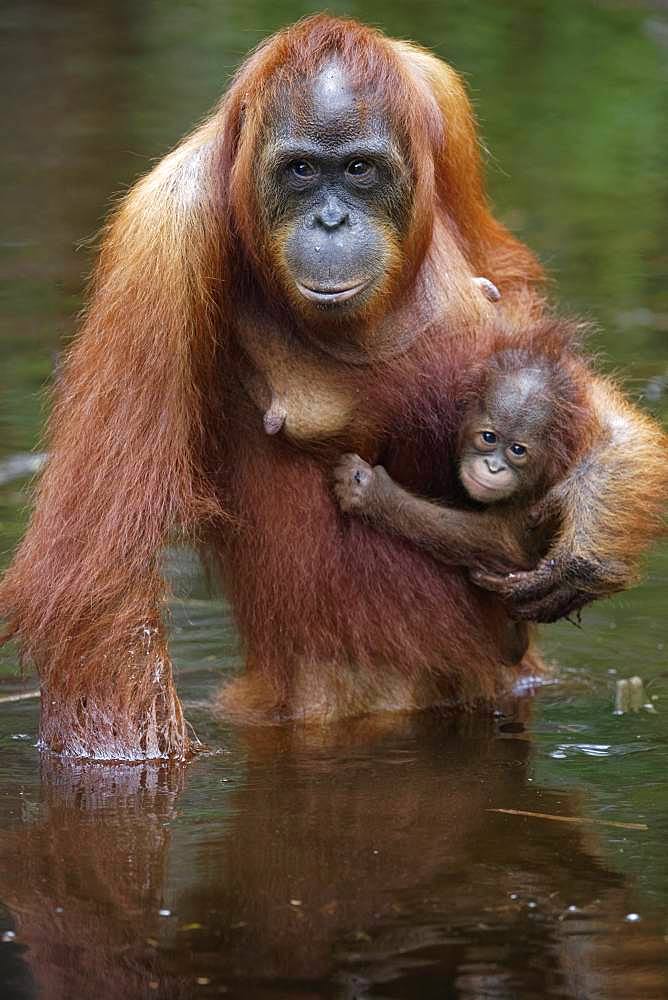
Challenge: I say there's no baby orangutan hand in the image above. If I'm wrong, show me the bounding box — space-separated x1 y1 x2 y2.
334 455 385 513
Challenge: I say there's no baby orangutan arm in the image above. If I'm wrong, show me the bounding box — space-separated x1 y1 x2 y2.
472 377 668 622
334 454 532 573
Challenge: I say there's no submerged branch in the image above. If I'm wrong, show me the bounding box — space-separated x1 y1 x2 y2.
488 807 648 831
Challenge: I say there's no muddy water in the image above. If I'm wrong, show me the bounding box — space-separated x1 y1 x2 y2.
1 1 668 996
1 704 667 999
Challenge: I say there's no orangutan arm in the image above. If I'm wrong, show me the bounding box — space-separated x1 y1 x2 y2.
0 120 226 760
334 454 532 573
472 375 668 622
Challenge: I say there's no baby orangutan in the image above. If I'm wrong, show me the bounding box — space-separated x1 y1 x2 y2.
334 350 584 661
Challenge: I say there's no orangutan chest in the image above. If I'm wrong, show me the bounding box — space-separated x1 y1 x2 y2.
275 370 358 440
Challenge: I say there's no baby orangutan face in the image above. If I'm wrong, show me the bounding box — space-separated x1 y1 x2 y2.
458 369 550 504
459 416 532 503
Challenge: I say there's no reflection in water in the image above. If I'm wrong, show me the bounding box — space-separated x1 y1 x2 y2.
0 760 186 999
1 714 666 999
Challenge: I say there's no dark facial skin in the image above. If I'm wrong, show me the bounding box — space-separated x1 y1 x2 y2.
459 370 551 504
261 62 412 314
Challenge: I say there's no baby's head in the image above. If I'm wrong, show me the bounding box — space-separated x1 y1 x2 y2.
458 353 577 505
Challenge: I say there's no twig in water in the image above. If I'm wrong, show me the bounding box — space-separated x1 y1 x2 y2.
488 807 647 831
0 689 41 705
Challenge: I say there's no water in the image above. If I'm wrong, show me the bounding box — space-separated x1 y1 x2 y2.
1 1 667 996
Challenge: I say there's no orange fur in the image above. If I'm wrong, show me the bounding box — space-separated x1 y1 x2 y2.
556 379 668 574
1 15 665 758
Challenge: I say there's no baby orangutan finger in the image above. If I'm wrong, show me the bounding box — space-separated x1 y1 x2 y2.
470 568 517 597
509 585 594 624
471 559 562 603
333 453 375 512
561 554 630 593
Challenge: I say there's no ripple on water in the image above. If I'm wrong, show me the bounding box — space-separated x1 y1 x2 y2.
549 742 660 760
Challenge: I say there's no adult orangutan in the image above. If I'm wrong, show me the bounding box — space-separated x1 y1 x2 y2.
1 16 666 760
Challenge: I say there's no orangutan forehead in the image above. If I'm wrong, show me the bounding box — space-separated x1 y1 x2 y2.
310 62 357 119
268 59 396 147
485 369 553 438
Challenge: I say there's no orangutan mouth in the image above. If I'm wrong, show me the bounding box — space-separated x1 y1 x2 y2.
461 469 508 501
296 280 370 305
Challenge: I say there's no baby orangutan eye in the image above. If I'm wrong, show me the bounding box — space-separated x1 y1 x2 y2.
480 430 497 446
507 442 528 464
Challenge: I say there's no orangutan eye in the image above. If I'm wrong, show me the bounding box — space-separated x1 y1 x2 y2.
345 159 377 186
509 443 526 456
347 158 372 176
290 160 317 180
480 431 497 445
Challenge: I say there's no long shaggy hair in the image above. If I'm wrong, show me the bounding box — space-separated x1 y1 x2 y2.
1 15 665 758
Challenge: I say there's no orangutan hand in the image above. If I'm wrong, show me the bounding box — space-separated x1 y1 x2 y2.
471 552 630 623
333 454 377 512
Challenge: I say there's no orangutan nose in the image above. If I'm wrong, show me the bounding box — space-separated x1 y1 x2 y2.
315 197 350 231
484 456 506 474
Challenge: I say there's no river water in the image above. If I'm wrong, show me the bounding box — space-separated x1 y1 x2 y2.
1 1 667 997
